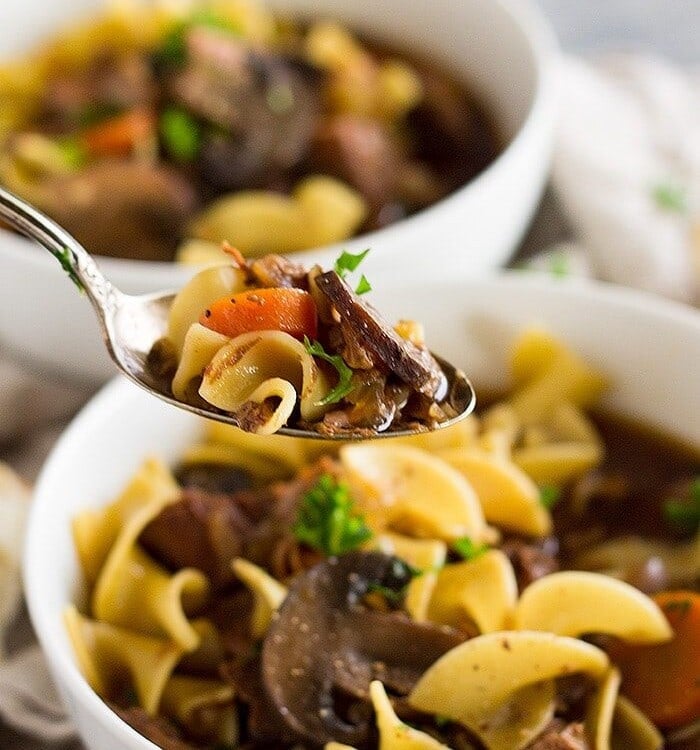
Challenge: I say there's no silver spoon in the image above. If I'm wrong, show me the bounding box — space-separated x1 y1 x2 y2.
0 187 476 439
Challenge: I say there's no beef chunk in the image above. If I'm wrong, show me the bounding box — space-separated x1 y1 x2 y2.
220 657 294 744
501 536 560 592
140 487 255 589
314 270 445 398
141 459 338 588
310 115 400 208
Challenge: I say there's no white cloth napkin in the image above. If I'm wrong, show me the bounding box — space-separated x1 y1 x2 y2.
0 359 89 747
1 51 699 749
527 53 700 305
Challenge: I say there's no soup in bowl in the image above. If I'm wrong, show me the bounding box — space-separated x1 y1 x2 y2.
0 0 555 380
24 274 700 750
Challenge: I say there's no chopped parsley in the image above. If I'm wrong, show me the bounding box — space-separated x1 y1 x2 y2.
334 248 370 277
334 249 372 294
652 181 688 214
293 474 373 556
303 336 354 405
160 107 202 163
55 247 84 292
354 274 372 295
663 477 700 532
453 536 489 561
539 485 562 510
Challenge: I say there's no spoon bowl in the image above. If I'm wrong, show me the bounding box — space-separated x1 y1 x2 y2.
0 187 476 439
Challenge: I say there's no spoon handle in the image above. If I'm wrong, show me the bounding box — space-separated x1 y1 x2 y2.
0 187 122 320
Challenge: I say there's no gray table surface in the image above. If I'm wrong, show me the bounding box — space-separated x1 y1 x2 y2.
2 1 698 749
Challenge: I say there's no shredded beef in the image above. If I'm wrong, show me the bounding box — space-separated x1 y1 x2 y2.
314 270 446 398
328 321 376 370
249 254 309 289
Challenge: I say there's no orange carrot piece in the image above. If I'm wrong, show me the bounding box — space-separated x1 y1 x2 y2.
610 590 700 729
200 288 318 340
81 108 156 157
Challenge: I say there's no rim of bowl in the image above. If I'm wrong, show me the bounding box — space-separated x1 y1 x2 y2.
0 0 558 282
24 272 700 749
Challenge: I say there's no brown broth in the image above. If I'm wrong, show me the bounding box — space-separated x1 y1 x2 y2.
552 411 699 563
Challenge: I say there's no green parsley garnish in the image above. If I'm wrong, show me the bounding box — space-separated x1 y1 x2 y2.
293 474 373 556
652 181 688 214
539 485 561 510
354 274 372 295
334 249 373 294
453 536 489 561
334 248 370 277
55 247 84 292
663 477 700 532
303 336 354 405
160 107 202 163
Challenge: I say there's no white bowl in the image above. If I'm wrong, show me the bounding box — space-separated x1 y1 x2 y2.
0 0 556 382
24 273 700 750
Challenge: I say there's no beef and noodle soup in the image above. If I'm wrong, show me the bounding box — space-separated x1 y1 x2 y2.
146 248 459 437
67 329 700 749
0 0 499 262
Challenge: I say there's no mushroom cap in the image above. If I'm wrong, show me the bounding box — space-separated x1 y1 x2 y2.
261 551 465 746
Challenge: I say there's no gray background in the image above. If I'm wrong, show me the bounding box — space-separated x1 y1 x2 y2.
538 0 698 62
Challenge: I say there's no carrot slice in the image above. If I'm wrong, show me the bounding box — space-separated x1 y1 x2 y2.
81 108 156 157
610 590 700 729
200 288 318 340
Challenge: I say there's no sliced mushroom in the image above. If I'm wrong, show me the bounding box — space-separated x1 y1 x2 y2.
261 551 465 746
313 271 446 398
